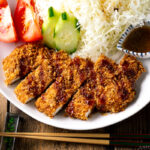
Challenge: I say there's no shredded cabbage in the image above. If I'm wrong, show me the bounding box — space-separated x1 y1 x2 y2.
35 0 150 61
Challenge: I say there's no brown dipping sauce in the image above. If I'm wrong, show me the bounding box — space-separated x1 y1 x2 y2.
122 26 150 53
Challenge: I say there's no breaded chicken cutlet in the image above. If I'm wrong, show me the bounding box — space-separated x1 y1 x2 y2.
35 57 94 118
96 54 145 113
2 43 51 85
118 54 145 82
65 54 118 120
15 51 71 104
65 70 97 120
95 76 136 112
3 43 145 121
66 54 145 120
94 54 118 79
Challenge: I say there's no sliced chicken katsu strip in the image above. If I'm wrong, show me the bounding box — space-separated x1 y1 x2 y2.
96 55 145 113
35 57 94 118
65 54 118 120
15 51 71 104
65 70 97 120
96 76 136 112
94 54 118 80
118 54 145 82
2 43 51 85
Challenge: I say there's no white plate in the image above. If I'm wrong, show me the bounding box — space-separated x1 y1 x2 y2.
0 0 150 130
0 42 150 130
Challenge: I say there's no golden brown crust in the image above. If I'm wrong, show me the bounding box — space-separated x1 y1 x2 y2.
35 77 73 118
96 76 136 112
14 59 54 104
2 43 52 85
96 54 145 113
66 54 145 120
35 57 94 118
118 54 146 82
65 54 117 120
65 75 96 120
94 54 118 79
5 44 145 119
15 51 71 104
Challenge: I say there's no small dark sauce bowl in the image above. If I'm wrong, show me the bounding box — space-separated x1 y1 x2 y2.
117 20 150 59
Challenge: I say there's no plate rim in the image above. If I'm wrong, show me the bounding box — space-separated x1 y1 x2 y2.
0 87 150 130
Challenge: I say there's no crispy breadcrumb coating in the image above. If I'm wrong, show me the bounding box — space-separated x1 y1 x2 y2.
66 54 145 120
118 54 145 82
35 57 94 118
2 43 51 85
4 43 145 120
15 51 71 104
96 54 145 113
66 54 117 120
65 70 96 120
96 76 136 112
94 54 118 79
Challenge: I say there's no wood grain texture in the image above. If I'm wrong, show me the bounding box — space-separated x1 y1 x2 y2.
9 103 106 150
113 104 150 150
0 94 7 142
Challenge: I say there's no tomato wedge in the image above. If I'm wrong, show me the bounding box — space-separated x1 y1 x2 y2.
0 0 17 42
14 0 42 42
0 0 7 7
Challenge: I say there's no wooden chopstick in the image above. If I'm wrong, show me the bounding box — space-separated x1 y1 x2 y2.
1 132 150 139
0 132 110 138
0 133 109 145
0 132 150 146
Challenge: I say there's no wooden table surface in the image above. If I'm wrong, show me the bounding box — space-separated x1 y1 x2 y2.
0 93 150 150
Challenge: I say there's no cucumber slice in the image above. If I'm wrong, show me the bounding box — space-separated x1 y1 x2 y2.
54 12 80 54
42 7 60 48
